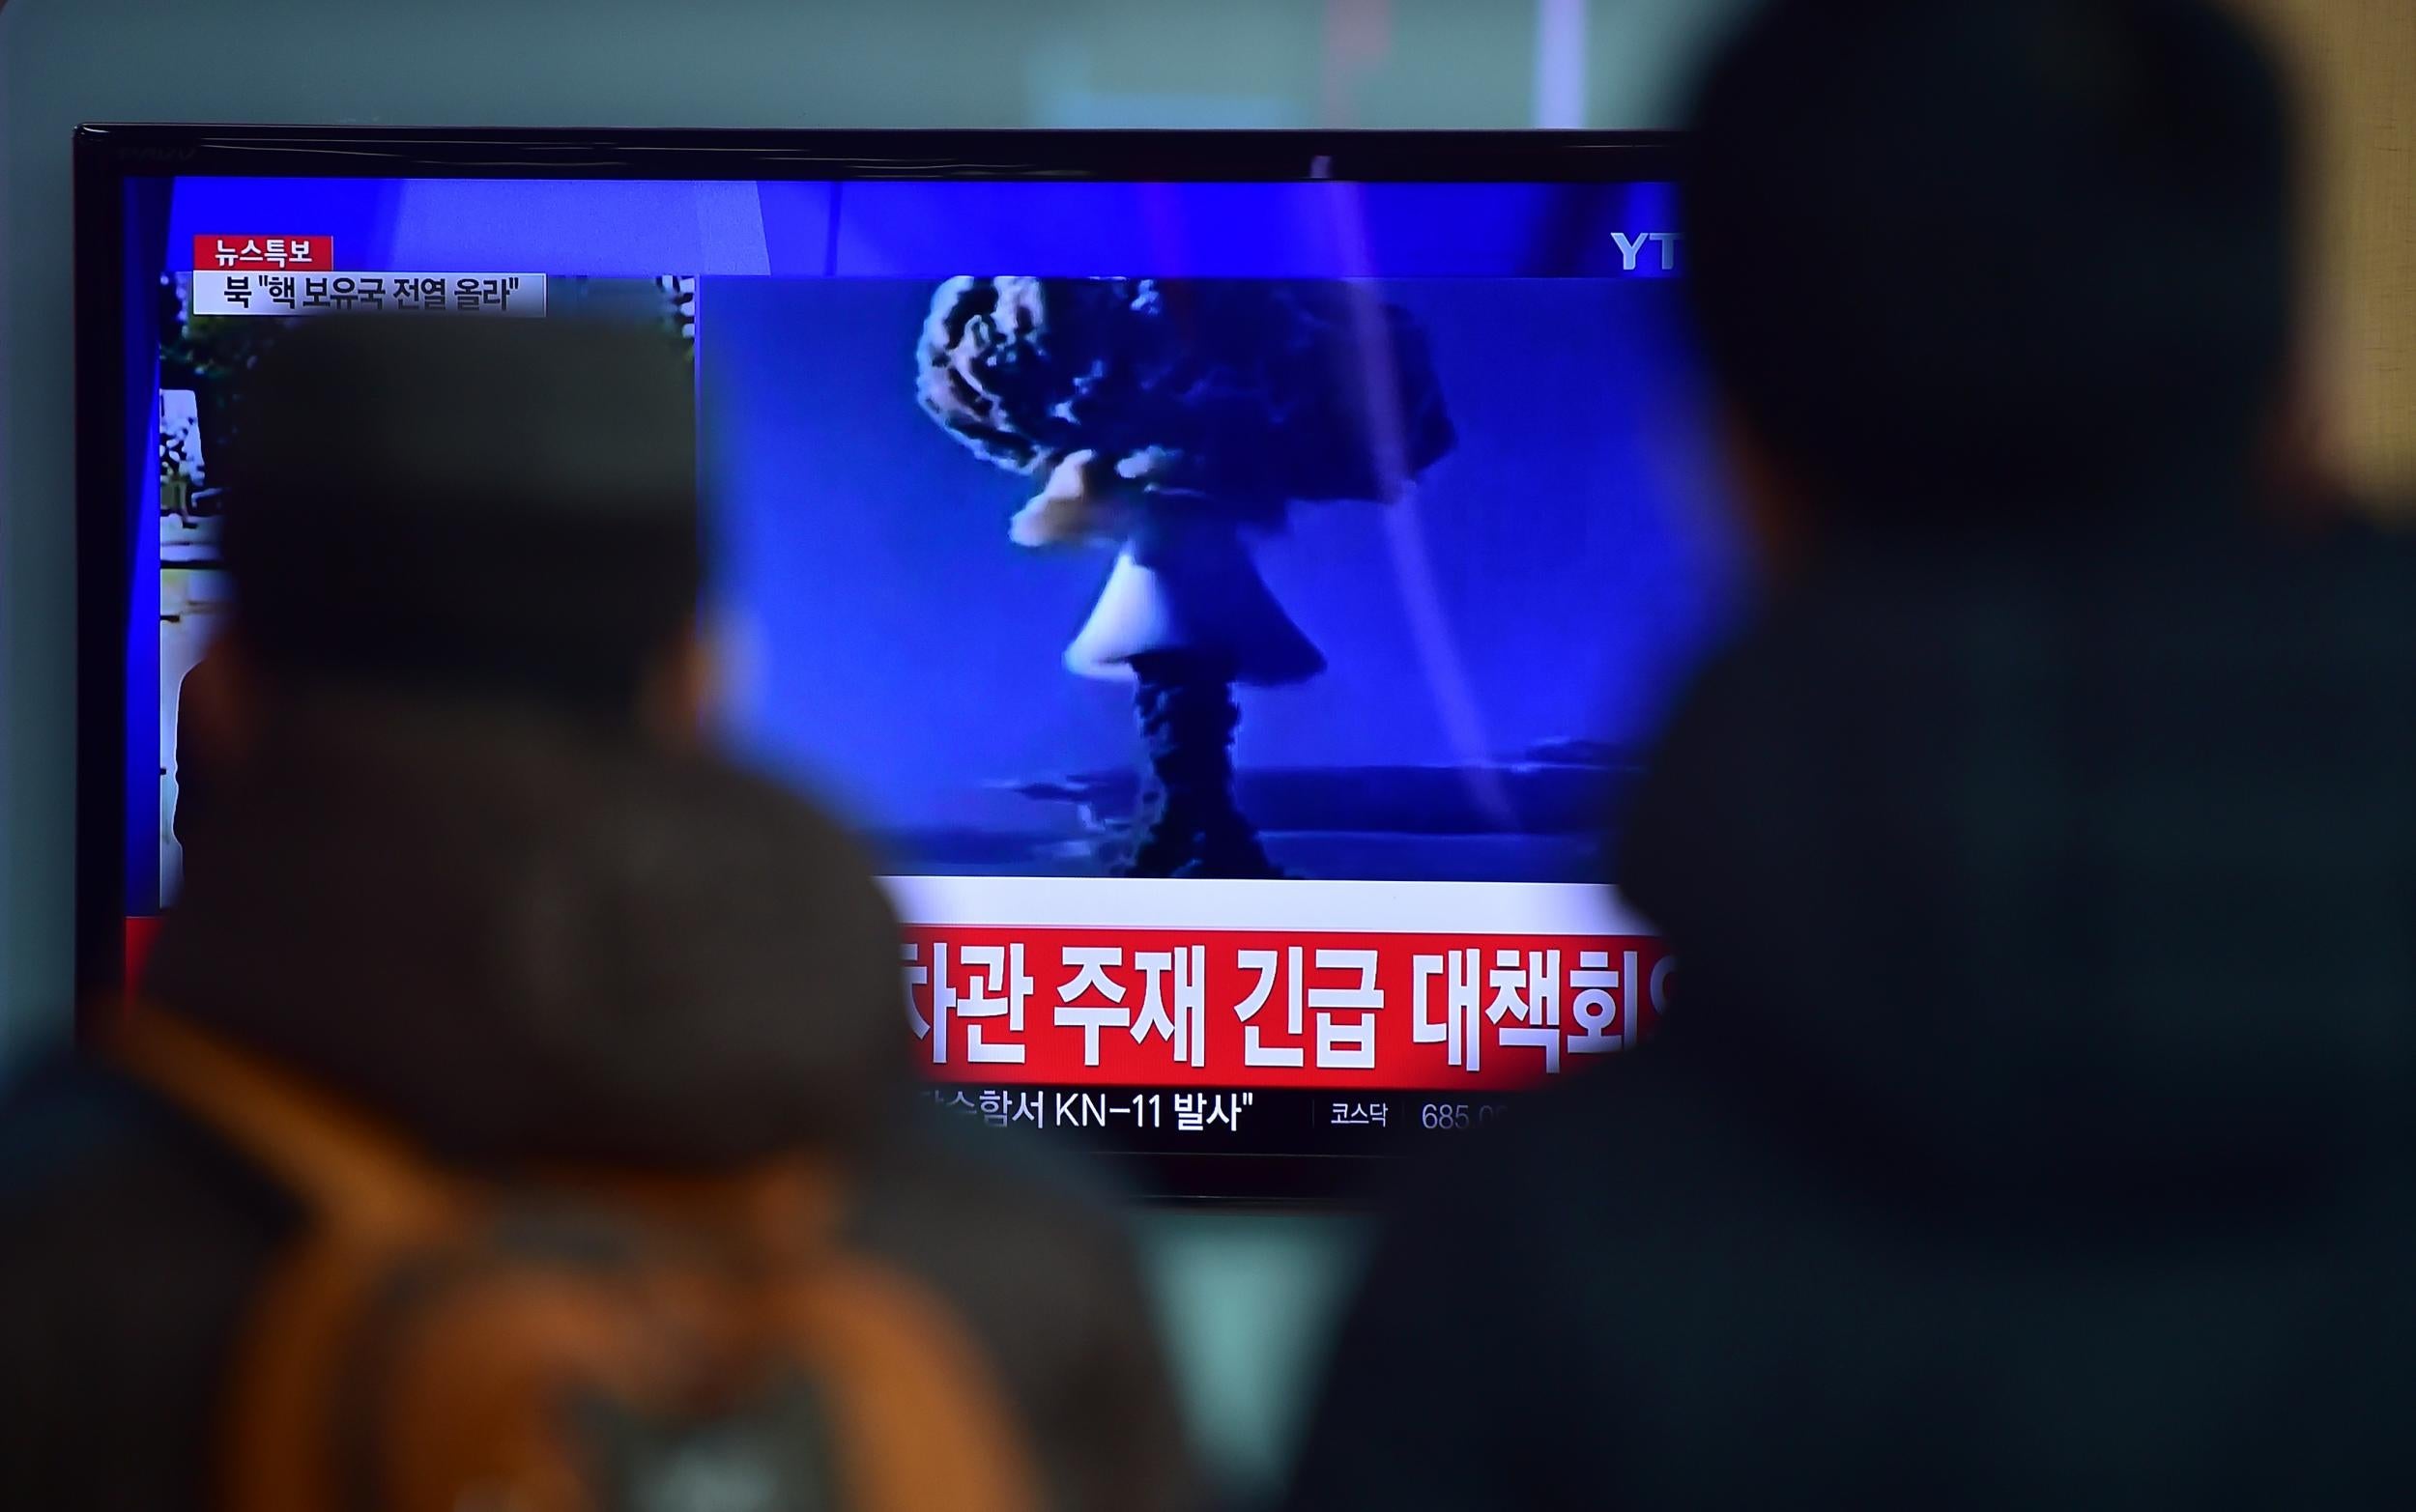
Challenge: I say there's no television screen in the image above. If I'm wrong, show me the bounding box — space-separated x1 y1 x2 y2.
77 128 1735 1198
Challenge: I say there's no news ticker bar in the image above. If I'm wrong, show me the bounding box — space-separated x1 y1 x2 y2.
921 1083 1522 1157
192 271 547 318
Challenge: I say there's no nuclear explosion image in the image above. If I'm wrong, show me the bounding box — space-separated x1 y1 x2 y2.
917 276 1455 877
708 272 1727 884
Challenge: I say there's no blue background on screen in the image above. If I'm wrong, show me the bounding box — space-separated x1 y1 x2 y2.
127 173 1718 893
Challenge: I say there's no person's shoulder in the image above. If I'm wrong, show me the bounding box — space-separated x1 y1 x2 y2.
0 1053 177 1220
0 1053 298 1510
2267 520 2416 632
1379 1038 1725 1231
0 1051 296 1271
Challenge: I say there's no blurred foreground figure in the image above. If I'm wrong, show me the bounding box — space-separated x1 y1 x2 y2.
0 320 1191 1512
1289 2 2416 1507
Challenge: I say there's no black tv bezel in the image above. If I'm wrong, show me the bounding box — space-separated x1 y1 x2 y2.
73 124 1683 1203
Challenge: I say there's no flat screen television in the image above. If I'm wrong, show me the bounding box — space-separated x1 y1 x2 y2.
75 125 1733 1199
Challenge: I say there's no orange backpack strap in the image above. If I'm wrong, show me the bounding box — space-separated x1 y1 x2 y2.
110 1007 467 1512
109 1007 459 1231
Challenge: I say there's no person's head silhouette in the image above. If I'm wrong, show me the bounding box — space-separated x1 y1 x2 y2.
187 316 711 771
1683 0 2305 567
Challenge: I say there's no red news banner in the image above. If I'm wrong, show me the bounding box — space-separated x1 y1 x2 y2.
131 879 1669 1096
902 920 1671 1093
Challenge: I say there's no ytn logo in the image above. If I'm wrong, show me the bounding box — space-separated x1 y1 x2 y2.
1612 231 1682 273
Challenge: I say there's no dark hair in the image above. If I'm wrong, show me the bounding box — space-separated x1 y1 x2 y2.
1682 0 2297 525
219 316 702 720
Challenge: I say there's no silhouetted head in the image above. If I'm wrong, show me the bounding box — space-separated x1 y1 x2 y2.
1683 0 2300 559
212 316 709 738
